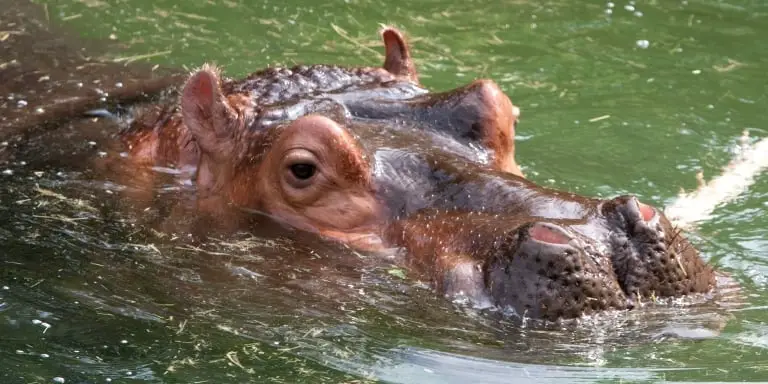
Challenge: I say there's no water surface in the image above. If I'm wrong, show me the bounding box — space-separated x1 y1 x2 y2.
2 0 767 382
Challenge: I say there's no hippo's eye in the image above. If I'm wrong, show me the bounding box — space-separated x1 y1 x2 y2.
282 149 322 190
290 163 316 180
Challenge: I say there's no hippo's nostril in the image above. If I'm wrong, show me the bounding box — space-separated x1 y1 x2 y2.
638 201 656 222
528 222 572 245
605 195 660 232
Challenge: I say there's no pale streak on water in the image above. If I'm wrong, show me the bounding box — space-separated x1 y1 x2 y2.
665 134 768 229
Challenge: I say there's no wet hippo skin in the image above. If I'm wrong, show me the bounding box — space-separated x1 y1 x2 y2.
118 26 716 321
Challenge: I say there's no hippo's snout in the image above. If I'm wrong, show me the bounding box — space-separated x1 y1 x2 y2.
486 222 631 320
601 195 716 301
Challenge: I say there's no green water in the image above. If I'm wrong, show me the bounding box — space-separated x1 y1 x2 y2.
2 0 767 382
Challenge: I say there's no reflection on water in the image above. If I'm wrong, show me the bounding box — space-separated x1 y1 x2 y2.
2 0 768 383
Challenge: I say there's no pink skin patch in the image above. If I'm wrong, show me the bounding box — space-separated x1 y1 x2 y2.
638 201 656 222
195 72 214 106
529 223 571 245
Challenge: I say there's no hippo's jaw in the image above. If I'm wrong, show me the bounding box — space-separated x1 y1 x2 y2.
484 221 632 320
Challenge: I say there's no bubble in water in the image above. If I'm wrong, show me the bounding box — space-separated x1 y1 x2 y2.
634 11 643 17
2 169 13 176
53 378 65 383
605 8 613 14
692 69 702 74
16 100 27 107
636 40 650 49
607 2 614 7
624 4 635 11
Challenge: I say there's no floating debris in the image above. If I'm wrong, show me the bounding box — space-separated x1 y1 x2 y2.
589 114 611 123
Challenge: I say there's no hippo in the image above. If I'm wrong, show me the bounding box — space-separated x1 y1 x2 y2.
107 26 718 321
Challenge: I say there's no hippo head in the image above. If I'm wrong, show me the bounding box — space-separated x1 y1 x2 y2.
174 28 716 321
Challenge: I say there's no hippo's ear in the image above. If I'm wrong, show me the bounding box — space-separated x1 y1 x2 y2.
181 65 239 156
380 26 418 83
